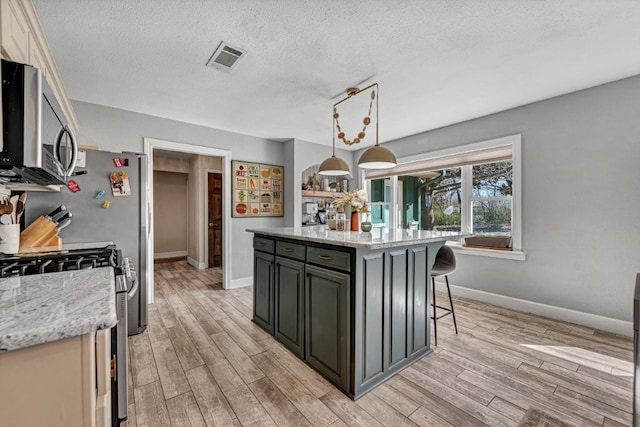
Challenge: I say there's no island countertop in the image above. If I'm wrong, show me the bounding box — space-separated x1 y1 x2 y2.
0 267 116 352
247 226 471 249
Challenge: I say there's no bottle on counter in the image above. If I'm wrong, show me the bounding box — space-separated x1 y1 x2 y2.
336 206 346 231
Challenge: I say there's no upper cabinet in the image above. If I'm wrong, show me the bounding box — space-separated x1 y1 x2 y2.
0 0 79 130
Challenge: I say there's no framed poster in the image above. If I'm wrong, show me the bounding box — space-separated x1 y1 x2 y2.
232 160 284 217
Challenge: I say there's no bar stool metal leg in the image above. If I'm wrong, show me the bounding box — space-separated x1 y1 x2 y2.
431 277 437 346
445 275 458 335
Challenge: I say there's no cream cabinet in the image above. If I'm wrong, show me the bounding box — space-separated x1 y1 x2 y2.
0 329 112 427
0 0 29 63
0 0 79 130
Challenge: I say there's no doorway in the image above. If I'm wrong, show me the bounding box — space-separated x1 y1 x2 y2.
144 137 232 302
207 172 223 268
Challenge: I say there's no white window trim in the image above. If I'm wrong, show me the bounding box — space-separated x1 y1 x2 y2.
371 134 524 261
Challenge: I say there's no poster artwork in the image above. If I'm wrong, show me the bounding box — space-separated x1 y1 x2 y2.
232 161 284 217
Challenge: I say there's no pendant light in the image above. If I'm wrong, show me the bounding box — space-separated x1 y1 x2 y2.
318 103 350 176
357 84 397 169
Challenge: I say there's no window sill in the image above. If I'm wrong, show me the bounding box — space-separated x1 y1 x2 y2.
447 242 526 261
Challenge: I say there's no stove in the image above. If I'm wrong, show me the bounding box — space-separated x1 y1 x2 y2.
0 245 119 277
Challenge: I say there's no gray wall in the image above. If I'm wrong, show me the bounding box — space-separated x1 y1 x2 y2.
72 101 286 281
355 75 640 323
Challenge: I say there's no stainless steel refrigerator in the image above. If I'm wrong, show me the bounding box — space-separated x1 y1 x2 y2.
25 149 149 336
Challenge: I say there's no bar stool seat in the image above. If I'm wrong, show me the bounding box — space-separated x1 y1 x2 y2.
431 245 458 346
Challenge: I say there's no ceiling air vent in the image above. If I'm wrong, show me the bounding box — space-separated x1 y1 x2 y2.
206 42 247 73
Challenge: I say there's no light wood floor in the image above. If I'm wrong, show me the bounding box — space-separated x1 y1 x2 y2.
124 261 633 427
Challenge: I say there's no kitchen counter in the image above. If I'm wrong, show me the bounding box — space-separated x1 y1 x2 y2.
246 226 470 249
0 267 116 351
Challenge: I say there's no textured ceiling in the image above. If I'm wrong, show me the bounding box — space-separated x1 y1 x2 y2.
33 0 640 150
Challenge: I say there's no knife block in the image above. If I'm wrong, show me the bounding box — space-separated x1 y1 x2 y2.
19 216 62 250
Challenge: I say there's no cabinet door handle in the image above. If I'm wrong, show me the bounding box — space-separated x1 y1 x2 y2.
283 247 294 252
318 255 333 261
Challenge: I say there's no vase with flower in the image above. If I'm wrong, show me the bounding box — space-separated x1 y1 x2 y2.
336 190 368 232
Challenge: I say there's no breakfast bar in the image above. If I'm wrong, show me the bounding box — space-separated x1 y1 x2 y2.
247 226 470 399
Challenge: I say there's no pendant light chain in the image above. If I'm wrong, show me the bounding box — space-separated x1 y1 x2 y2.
333 88 375 146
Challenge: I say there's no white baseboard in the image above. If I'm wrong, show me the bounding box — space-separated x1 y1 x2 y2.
187 257 206 270
434 280 633 337
228 276 253 290
154 250 187 260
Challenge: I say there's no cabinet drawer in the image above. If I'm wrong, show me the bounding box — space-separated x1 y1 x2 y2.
276 241 306 261
307 247 351 273
253 237 274 253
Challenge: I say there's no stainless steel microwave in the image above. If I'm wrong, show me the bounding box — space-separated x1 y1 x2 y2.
1 59 77 186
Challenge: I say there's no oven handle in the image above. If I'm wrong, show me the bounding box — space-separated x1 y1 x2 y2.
127 275 139 301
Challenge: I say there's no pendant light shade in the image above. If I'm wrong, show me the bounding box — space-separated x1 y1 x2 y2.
358 144 397 169
319 154 350 176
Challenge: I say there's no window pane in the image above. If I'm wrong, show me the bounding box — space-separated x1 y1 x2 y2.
398 167 461 231
370 178 387 203
472 161 512 197
370 203 389 228
472 200 511 233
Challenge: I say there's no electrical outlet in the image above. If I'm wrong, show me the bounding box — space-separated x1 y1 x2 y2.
76 150 86 168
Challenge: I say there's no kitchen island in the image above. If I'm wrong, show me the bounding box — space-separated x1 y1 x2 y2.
0 267 116 426
247 226 470 399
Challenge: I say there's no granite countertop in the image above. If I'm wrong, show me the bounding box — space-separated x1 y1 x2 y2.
247 226 471 249
0 267 117 352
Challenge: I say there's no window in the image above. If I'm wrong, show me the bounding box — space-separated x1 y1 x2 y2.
364 134 523 259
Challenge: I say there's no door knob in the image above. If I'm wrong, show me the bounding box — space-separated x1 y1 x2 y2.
209 223 219 227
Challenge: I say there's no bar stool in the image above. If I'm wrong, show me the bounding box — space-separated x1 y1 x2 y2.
431 245 458 346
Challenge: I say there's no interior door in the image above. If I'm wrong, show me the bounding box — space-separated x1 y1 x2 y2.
208 173 223 268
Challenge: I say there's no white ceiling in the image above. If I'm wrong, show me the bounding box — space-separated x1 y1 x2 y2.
33 0 640 151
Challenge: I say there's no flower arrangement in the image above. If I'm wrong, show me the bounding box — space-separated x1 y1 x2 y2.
336 189 369 213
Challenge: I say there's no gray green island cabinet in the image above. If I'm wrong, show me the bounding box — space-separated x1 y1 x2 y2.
247 226 470 399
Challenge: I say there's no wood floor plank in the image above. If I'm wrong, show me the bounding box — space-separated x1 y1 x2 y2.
252 351 338 427
487 397 526 423
400 367 515 427
355 392 419 426
166 391 207 427
413 356 495 405
554 386 632 426
148 337 191 400
371 383 420 417
178 290 225 335
164 323 205 371
223 305 272 341
577 364 633 389
457 369 603 426
211 331 265 384
202 354 276 426
408 406 455 427
436 349 557 397
172 302 217 349
248 377 313 427
518 362 631 411
319 389 384 426
185 365 240 426
217 317 265 356
129 330 159 388
190 288 229 321
134 381 172 427
387 376 489 427
261 338 333 398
